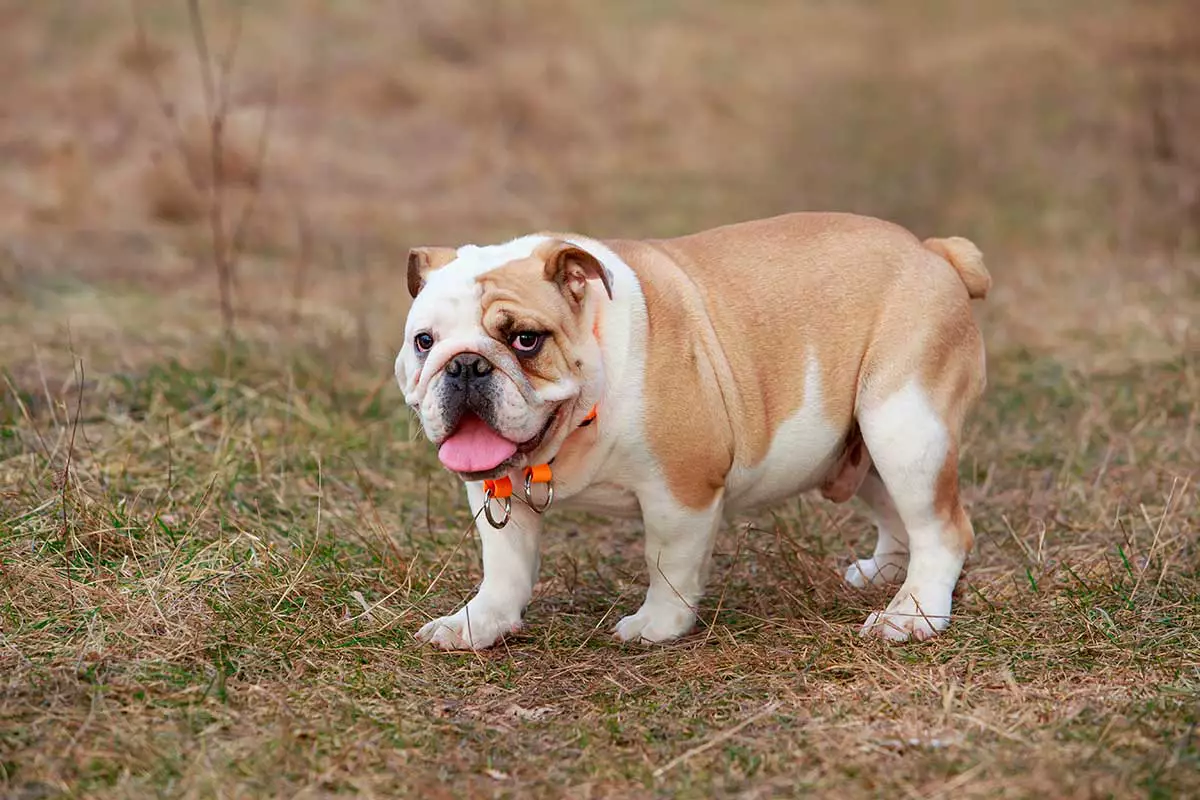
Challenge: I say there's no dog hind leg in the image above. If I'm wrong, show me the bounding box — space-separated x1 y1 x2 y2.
855 381 975 641
844 466 910 588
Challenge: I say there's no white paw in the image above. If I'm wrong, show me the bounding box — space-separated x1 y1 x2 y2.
415 604 521 651
613 601 697 644
859 585 952 642
844 556 907 588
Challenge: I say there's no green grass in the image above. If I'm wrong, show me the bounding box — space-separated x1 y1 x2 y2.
2 303 1196 797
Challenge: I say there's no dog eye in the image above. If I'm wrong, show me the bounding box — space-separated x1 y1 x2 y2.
413 332 435 353
510 331 545 356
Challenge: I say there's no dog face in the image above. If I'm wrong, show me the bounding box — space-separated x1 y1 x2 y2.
395 237 613 480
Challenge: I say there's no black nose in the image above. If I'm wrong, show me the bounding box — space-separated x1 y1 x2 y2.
444 353 494 383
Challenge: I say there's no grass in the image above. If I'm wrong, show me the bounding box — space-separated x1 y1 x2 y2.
2 0 1199 797
2 258 1197 798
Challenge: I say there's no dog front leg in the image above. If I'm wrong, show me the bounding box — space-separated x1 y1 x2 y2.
416 481 542 650
614 490 724 644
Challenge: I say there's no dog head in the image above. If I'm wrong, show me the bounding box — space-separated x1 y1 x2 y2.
395 237 613 480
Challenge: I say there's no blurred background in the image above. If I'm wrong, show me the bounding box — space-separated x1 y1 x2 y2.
1 0 1197 374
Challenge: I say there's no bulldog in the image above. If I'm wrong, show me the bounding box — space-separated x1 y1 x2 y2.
395 212 990 650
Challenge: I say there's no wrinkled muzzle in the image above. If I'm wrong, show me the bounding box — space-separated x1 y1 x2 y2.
420 352 559 478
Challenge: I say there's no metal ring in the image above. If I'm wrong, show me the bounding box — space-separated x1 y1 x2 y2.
523 473 554 513
483 491 512 528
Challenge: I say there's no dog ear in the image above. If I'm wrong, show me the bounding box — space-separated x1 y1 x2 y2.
407 247 458 298
539 241 614 308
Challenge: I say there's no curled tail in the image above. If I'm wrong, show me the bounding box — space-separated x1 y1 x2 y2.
923 236 991 300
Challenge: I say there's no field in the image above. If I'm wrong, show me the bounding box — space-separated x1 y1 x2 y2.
2 1 1198 797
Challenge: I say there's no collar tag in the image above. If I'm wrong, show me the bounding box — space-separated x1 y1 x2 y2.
481 405 598 525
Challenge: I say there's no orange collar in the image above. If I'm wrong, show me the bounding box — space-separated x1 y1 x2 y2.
578 404 598 428
484 404 597 500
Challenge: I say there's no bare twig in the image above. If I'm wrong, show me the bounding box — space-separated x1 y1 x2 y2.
188 0 235 335
57 354 86 609
132 0 276 340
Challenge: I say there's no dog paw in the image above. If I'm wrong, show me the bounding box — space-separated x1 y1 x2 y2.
613 602 696 644
416 605 521 651
844 557 907 588
859 586 951 642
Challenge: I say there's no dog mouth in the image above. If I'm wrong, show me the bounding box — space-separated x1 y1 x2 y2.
438 410 559 481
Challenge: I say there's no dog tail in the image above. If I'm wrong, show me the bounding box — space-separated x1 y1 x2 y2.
922 236 991 300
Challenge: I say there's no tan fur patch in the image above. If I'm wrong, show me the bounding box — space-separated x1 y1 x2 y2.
923 236 991 300
935 444 975 555
604 240 735 509
473 240 613 407
604 212 987 513
476 255 584 391
537 240 613 306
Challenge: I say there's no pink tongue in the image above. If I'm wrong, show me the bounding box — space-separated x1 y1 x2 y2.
438 414 518 473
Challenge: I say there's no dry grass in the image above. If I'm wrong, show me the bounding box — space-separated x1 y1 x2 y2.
2 1 1199 798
